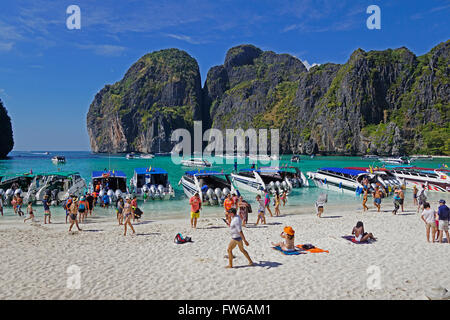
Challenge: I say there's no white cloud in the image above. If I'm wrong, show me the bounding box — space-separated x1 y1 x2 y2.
166 33 204 44
301 60 320 71
0 42 14 52
77 44 127 57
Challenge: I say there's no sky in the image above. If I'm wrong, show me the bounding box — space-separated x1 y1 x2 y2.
0 0 449 151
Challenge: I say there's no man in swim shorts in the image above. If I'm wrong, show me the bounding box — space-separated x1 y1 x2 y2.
437 199 449 243
189 192 201 228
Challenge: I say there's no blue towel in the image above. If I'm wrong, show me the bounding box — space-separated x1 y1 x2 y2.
272 246 304 255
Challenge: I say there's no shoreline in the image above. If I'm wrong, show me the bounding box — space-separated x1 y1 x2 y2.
1 200 449 300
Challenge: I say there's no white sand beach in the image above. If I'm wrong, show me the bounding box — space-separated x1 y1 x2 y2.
0 201 449 300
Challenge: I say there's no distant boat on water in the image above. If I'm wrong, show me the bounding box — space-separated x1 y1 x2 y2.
51 156 66 164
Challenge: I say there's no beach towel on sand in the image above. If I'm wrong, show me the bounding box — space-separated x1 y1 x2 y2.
341 235 375 244
272 246 304 255
295 244 329 253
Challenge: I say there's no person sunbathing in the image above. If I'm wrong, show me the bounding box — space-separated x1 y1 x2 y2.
352 221 376 242
271 226 296 251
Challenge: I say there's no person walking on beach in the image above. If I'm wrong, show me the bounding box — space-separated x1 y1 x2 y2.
281 191 287 206
68 198 82 232
86 193 94 216
64 195 73 224
237 196 250 227
123 197 135 236
437 200 449 244
392 188 402 215
413 185 418 206
271 226 295 251
43 194 51 224
255 194 266 225
16 196 24 216
0 194 3 216
189 192 201 229
421 202 437 243
11 195 17 215
352 221 376 242
131 196 138 222
264 190 273 217
223 194 233 225
226 208 253 268
373 187 382 212
362 187 369 212
23 201 35 223
102 193 110 209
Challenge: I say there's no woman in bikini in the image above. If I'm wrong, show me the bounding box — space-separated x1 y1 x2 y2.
352 221 375 242
362 187 369 211
123 197 135 236
271 226 295 251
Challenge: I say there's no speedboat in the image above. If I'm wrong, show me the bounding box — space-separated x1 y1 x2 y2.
378 156 410 165
0 173 37 205
140 154 155 159
370 166 449 193
248 154 279 161
126 153 137 159
410 155 433 161
90 170 129 203
231 166 309 195
181 158 212 167
361 155 379 160
34 172 87 205
179 170 235 205
129 167 175 200
291 155 300 162
51 156 66 164
307 167 402 195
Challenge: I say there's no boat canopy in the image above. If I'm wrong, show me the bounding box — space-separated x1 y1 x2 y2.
134 168 168 175
92 170 126 179
319 167 366 176
239 166 299 173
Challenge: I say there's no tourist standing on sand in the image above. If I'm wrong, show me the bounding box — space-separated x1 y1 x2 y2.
413 185 418 206
264 190 273 217
86 193 94 216
437 200 449 244
189 192 201 229
223 194 233 225
373 187 382 212
421 202 437 243
392 188 402 215
43 194 51 224
131 195 138 222
0 194 3 216
226 208 253 268
78 196 88 223
417 185 427 213
281 191 287 206
362 187 369 212
116 197 124 225
398 188 405 212
12 195 17 215
237 196 250 227
274 192 281 217
68 198 82 232
123 197 135 236
255 194 266 225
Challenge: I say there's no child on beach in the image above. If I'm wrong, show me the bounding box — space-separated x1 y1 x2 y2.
255 194 266 225
223 194 233 225
421 202 437 243
271 226 295 251
23 201 35 223
43 194 51 224
352 221 376 242
189 192 201 228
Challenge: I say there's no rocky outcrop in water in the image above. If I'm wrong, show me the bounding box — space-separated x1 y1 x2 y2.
87 41 449 155
0 99 14 158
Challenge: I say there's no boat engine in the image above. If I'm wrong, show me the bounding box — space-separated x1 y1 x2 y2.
142 185 149 194
281 181 288 191
158 185 165 199
149 185 157 199
222 187 230 198
214 188 223 202
107 189 115 202
275 181 282 191
14 189 23 197
115 189 122 200
99 190 105 198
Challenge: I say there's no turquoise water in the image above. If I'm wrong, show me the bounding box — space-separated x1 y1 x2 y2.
0 152 448 219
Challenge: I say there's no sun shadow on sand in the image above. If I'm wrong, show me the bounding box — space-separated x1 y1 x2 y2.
82 229 103 233
253 261 283 269
266 222 282 225
198 226 227 230
245 225 268 229
320 216 342 219
134 220 154 226
135 232 160 236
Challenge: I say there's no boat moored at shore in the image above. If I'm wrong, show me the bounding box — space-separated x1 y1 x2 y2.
129 167 175 200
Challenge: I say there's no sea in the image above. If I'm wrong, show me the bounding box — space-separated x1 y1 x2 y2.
0 151 448 220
